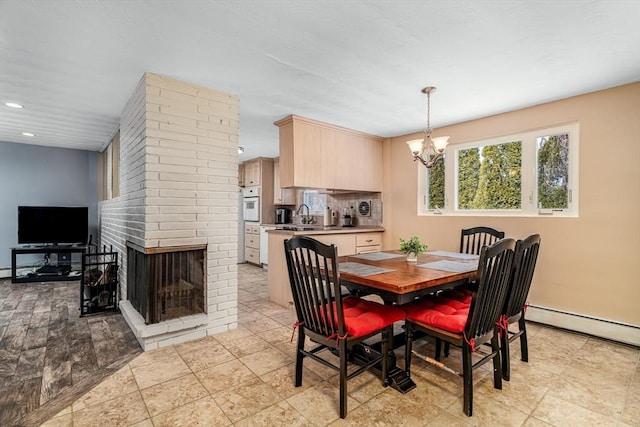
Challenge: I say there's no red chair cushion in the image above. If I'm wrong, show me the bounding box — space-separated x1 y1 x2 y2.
440 288 473 306
340 296 406 338
402 295 470 333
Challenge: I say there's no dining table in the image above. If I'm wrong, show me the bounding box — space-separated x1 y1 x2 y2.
337 249 480 393
339 250 479 305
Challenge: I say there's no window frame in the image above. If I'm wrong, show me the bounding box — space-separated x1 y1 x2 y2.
417 122 579 217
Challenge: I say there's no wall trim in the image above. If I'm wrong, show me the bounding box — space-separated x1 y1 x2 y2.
527 304 640 347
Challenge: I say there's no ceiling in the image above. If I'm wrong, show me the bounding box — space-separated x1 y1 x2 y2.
1 1 639 161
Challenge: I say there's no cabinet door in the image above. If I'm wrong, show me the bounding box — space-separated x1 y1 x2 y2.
245 247 260 264
273 158 296 205
275 115 382 191
244 160 261 186
273 158 282 204
238 163 245 187
313 234 357 256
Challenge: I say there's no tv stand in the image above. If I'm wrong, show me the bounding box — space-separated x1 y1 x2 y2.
11 245 86 283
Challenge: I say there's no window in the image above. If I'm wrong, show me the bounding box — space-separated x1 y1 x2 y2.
419 123 579 216
99 130 120 201
303 190 327 214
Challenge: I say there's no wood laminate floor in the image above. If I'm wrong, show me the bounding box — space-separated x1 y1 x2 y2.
0 278 141 426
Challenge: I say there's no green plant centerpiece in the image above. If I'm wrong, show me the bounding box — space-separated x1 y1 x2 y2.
399 236 428 262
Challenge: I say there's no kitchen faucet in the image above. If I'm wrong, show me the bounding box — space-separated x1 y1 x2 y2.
296 204 312 224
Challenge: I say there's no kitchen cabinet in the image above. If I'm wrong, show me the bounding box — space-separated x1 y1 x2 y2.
244 159 261 186
273 157 296 205
238 163 245 187
241 157 275 224
244 222 260 265
356 232 382 253
267 229 384 307
274 115 383 192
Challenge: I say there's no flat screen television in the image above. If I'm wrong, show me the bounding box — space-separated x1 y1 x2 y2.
18 206 88 245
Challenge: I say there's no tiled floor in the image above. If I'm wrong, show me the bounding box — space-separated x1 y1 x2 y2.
39 263 640 426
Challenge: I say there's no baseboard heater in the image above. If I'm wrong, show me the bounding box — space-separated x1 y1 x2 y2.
0 267 13 279
526 304 640 347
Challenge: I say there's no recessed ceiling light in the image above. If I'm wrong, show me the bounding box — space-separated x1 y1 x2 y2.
5 102 24 109
22 132 35 137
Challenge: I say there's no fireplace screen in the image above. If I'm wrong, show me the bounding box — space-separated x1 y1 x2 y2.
127 242 206 324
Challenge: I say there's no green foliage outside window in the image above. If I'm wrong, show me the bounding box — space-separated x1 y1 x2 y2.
427 156 444 209
458 141 522 210
457 148 480 209
537 134 569 209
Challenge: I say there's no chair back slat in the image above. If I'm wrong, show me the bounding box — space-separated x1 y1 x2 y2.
284 236 345 339
466 238 516 339
504 234 541 319
460 227 505 255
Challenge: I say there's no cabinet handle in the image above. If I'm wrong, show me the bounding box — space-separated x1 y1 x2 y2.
365 239 373 243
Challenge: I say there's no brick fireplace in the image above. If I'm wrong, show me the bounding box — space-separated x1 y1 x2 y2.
98 73 240 350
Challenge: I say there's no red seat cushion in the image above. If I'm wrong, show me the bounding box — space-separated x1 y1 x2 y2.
402 295 470 333
440 288 473 306
340 296 406 338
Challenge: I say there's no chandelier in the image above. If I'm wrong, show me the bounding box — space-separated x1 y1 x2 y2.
406 86 449 168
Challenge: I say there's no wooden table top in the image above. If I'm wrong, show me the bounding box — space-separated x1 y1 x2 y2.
339 250 478 304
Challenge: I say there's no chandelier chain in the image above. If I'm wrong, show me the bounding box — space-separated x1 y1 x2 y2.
425 90 432 138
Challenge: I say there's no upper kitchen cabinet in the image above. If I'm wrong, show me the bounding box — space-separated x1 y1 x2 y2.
243 158 262 186
273 158 296 205
238 163 245 187
274 115 383 192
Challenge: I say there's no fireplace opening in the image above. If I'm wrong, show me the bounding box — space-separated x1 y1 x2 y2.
127 242 206 324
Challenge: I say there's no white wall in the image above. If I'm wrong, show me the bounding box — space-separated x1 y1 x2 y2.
99 73 240 349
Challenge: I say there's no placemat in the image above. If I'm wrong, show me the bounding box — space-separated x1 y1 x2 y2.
418 260 477 273
427 251 480 260
339 262 393 276
352 252 405 261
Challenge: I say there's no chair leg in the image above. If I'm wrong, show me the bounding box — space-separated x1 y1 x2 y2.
381 326 390 385
492 332 503 391
435 338 442 361
339 338 348 419
519 316 528 362
404 323 413 377
295 330 305 387
444 342 450 357
500 326 511 381
462 342 473 417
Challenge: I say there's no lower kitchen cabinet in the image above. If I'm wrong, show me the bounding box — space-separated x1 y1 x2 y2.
244 223 261 265
267 230 384 307
356 232 382 253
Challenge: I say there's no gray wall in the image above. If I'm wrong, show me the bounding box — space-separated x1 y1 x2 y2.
0 141 98 269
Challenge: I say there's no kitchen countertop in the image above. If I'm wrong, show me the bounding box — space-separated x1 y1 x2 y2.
268 225 384 235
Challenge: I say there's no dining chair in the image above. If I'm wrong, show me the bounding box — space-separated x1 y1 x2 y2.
500 234 541 381
402 238 516 417
284 236 405 419
460 226 505 255
438 226 506 358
